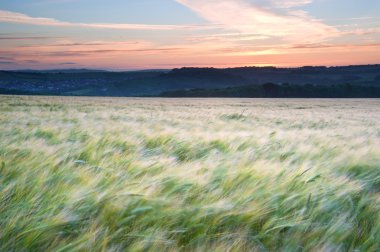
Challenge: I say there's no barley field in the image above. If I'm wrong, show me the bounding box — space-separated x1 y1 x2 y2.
0 95 380 251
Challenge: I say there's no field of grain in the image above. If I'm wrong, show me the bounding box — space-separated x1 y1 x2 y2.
0 95 380 251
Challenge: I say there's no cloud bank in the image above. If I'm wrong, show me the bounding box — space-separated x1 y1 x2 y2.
175 0 338 42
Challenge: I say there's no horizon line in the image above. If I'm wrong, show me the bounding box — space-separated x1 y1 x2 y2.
2 63 380 72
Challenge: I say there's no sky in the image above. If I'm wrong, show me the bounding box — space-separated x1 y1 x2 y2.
0 0 380 70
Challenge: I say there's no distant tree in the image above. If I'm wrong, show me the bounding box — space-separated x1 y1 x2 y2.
344 83 352 97
263 83 280 97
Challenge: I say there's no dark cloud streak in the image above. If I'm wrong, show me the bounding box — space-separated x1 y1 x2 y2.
0 61 15 64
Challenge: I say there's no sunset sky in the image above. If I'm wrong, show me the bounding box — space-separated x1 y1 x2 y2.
0 0 380 70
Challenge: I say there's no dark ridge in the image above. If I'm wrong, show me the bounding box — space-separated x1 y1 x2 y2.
0 64 379 97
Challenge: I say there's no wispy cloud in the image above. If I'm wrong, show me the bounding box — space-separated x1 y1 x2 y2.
176 0 339 42
0 61 14 64
268 0 313 8
0 9 218 30
0 36 61 40
0 39 187 60
43 48 185 57
23 60 40 63
216 42 380 57
186 33 271 43
17 41 141 48
347 27 380 36
56 62 76 65
0 56 14 60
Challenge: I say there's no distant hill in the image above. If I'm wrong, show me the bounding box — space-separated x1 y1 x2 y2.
14 69 110 73
0 65 379 97
161 83 380 98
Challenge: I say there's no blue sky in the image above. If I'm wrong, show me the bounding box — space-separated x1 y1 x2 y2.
0 0 379 69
